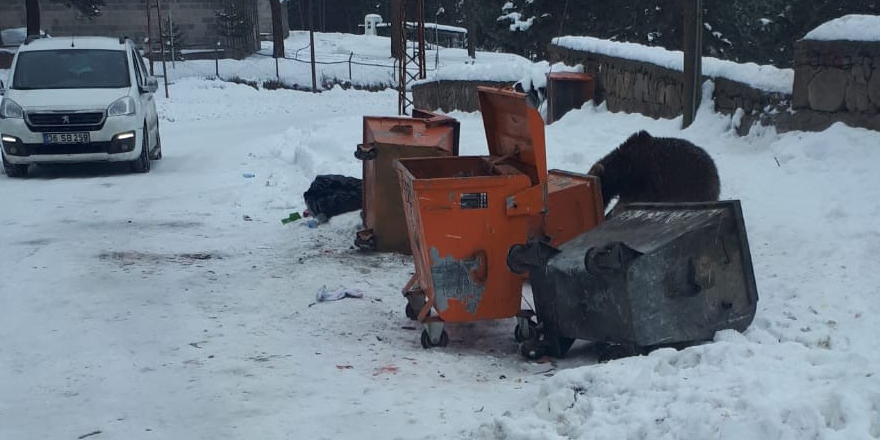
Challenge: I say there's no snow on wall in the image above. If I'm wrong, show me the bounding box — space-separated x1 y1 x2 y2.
804 14 880 42
553 36 793 94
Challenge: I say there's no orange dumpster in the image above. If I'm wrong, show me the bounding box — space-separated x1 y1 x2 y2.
355 109 459 254
394 87 604 348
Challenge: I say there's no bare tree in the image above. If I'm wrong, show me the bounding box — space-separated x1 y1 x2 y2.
27 0 41 37
269 0 285 58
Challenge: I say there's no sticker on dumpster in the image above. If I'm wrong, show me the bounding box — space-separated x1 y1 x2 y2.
460 193 488 209
429 247 485 315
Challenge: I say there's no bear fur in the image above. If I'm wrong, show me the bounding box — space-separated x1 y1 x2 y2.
588 131 720 209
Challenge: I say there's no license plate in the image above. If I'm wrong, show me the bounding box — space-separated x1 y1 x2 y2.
43 132 90 145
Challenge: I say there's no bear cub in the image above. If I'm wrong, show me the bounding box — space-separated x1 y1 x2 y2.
588 131 720 210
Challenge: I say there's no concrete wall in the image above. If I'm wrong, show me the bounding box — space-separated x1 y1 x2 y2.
0 0 272 52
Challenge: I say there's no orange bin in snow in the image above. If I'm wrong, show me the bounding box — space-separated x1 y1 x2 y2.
355 110 459 254
394 87 604 348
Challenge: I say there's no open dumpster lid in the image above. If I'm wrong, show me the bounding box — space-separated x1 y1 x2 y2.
362 109 460 153
477 87 548 185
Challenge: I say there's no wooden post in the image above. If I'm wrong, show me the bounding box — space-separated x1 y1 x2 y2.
682 0 703 128
156 0 169 98
308 0 317 92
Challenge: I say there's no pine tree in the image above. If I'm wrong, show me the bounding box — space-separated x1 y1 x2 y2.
162 16 186 61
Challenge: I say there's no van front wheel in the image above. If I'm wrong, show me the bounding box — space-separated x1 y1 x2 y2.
130 124 151 173
2 154 28 178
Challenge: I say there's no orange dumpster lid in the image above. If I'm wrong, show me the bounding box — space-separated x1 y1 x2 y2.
363 114 458 151
547 71 594 81
477 86 548 185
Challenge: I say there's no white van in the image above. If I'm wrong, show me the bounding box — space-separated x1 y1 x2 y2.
0 36 162 177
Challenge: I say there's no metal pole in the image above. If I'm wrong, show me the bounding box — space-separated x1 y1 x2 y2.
169 13 175 69
276 57 280 80
309 0 317 92
434 22 439 70
348 52 353 80
682 0 703 128
145 0 154 75
215 41 220 78
156 0 169 98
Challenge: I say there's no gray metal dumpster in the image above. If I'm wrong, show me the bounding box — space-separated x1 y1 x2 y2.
507 200 759 359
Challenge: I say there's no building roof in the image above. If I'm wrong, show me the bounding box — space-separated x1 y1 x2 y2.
19 36 127 52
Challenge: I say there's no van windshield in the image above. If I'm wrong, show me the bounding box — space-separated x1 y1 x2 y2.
12 49 130 89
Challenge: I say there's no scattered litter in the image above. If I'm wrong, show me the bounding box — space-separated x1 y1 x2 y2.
78 431 102 439
243 173 255 178
401 325 417 330
243 215 253 221
336 365 354 370
373 364 399 376
299 219 320 228
281 212 302 225
316 285 365 302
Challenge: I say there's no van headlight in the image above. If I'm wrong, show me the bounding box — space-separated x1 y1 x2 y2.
107 96 136 117
0 98 24 119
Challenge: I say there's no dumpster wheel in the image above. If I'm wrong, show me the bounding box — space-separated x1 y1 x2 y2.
520 338 545 360
514 319 538 343
421 329 449 348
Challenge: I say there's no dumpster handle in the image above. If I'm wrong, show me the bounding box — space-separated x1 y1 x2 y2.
355 143 377 161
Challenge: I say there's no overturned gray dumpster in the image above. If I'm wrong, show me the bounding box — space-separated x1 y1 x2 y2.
507 200 759 359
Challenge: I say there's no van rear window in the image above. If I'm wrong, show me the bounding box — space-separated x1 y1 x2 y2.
13 49 130 89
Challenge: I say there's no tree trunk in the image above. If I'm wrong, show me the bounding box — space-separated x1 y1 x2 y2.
26 0 41 37
467 0 476 58
269 0 285 58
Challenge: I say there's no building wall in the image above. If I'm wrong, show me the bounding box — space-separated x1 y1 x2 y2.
0 0 271 52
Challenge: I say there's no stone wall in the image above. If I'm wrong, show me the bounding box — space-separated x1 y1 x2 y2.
789 39 880 131
549 45 685 119
0 0 266 53
413 80 515 113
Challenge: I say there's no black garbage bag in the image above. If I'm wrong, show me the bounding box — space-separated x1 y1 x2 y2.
303 175 363 220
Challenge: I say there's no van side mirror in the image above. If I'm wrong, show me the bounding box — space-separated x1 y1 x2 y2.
143 76 159 94
0 80 5 96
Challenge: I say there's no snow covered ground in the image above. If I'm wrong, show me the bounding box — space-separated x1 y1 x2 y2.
152 31 531 89
2 55 880 440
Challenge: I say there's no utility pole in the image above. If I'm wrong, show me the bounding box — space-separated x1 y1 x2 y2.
309 0 317 92
145 0 154 75
156 0 169 98
682 0 703 128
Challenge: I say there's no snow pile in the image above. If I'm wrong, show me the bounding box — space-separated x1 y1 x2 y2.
553 36 793 93
516 61 583 93
804 14 880 41
428 52 534 82
483 331 880 439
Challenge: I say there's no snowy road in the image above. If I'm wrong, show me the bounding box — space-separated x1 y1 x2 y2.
2 78 879 440
0 82 553 440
